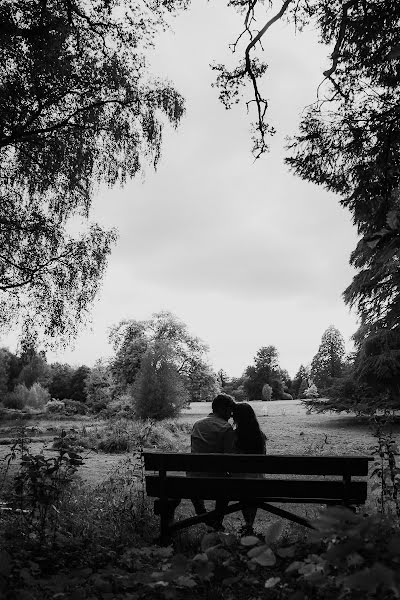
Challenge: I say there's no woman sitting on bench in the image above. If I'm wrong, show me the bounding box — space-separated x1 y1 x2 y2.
233 403 267 535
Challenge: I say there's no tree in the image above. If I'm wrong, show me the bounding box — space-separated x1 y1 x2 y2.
304 383 319 399
183 360 220 403
85 360 115 413
217 369 229 389
243 345 287 400
0 0 185 341
0 348 13 399
133 342 188 420
261 383 272 402
290 365 308 399
213 2 400 408
311 326 345 390
48 363 74 400
48 362 89 402
110 311 209 394
68 365 90 403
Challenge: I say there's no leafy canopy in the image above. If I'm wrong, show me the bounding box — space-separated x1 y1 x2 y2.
0 0 186 341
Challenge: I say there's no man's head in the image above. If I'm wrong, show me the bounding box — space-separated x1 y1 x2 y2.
212 393 235 421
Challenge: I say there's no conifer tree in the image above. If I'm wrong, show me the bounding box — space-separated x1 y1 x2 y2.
311 326 345 390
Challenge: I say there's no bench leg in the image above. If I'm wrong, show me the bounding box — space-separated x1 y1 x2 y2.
156 499 181 545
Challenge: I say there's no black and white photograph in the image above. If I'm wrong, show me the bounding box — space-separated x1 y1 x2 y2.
1 1 400 598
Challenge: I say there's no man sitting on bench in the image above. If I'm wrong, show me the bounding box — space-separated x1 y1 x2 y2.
166 393 236 530
190 393 236 528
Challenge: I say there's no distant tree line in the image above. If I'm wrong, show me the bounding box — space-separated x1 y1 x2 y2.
1 315 377 419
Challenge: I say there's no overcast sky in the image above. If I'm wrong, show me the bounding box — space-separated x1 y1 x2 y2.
6 2 360 378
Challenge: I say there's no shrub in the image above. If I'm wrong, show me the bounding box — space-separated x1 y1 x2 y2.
304 384 319 399
100 395 135 419
63 399 88 415
231 386 248 402
25 382 50 409
77 419 192 454
3 391 26 410
4 384 30 409
45 399 65 413
261 383 272 401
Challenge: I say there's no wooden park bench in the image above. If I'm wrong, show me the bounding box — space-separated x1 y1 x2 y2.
144 451 373 542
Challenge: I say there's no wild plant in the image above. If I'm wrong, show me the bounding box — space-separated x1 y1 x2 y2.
369 410 400 519
2 427 84 542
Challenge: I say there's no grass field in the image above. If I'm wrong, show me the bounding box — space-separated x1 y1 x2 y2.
1 400 399 538
1 400 398 484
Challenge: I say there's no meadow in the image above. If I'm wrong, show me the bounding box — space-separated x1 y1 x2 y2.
1 400 399 599
1 400 396 520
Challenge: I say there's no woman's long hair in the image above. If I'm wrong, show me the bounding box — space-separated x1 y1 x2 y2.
233 402 265 454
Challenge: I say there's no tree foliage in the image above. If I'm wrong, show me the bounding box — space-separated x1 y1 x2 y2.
183 359 220 403
110 311 209 401
290 364 308 399
311 325 345 390
212 2 400 409
84 359 115 412
133 341 189 420
0 0 186 341
244 345 290 400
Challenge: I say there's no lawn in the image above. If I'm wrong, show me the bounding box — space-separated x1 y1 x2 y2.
1 399 398 530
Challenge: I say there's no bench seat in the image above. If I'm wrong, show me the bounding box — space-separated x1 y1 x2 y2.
144 451 373 542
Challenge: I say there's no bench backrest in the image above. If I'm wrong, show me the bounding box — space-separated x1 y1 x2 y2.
143 451 372 476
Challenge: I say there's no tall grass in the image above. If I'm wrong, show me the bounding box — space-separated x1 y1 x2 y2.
62 418 192 454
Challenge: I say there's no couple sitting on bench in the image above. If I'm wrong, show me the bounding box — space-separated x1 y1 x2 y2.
172 393 266 534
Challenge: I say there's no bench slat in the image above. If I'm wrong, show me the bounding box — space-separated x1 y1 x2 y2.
143 452 372 475
145 475 368 504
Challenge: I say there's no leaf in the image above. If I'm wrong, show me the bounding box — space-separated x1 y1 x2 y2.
265 576 281 588
247 544 268 558
240 535 260 547
387 44 400 59
176 576 197 588
222 575 242 587
192 553 208 563
206 546 231 562
346 553 364 567
219 533 238 548
264 521 283 545
251 548 276 567
285 561 303 574
277 546 296 558
387 211 400 229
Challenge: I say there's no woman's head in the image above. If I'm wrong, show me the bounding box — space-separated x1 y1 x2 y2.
233 402 258 426
232 402 265 454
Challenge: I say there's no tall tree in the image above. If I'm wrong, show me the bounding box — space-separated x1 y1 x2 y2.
214 2 400 409
0 0 186 341
133 341 189 420
183 359 220 403
311 326 345 390
243 345 287 400
85 359 115 413
48 363 74 400
109 311 208 394
290 364 308 399
0 348 12 399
